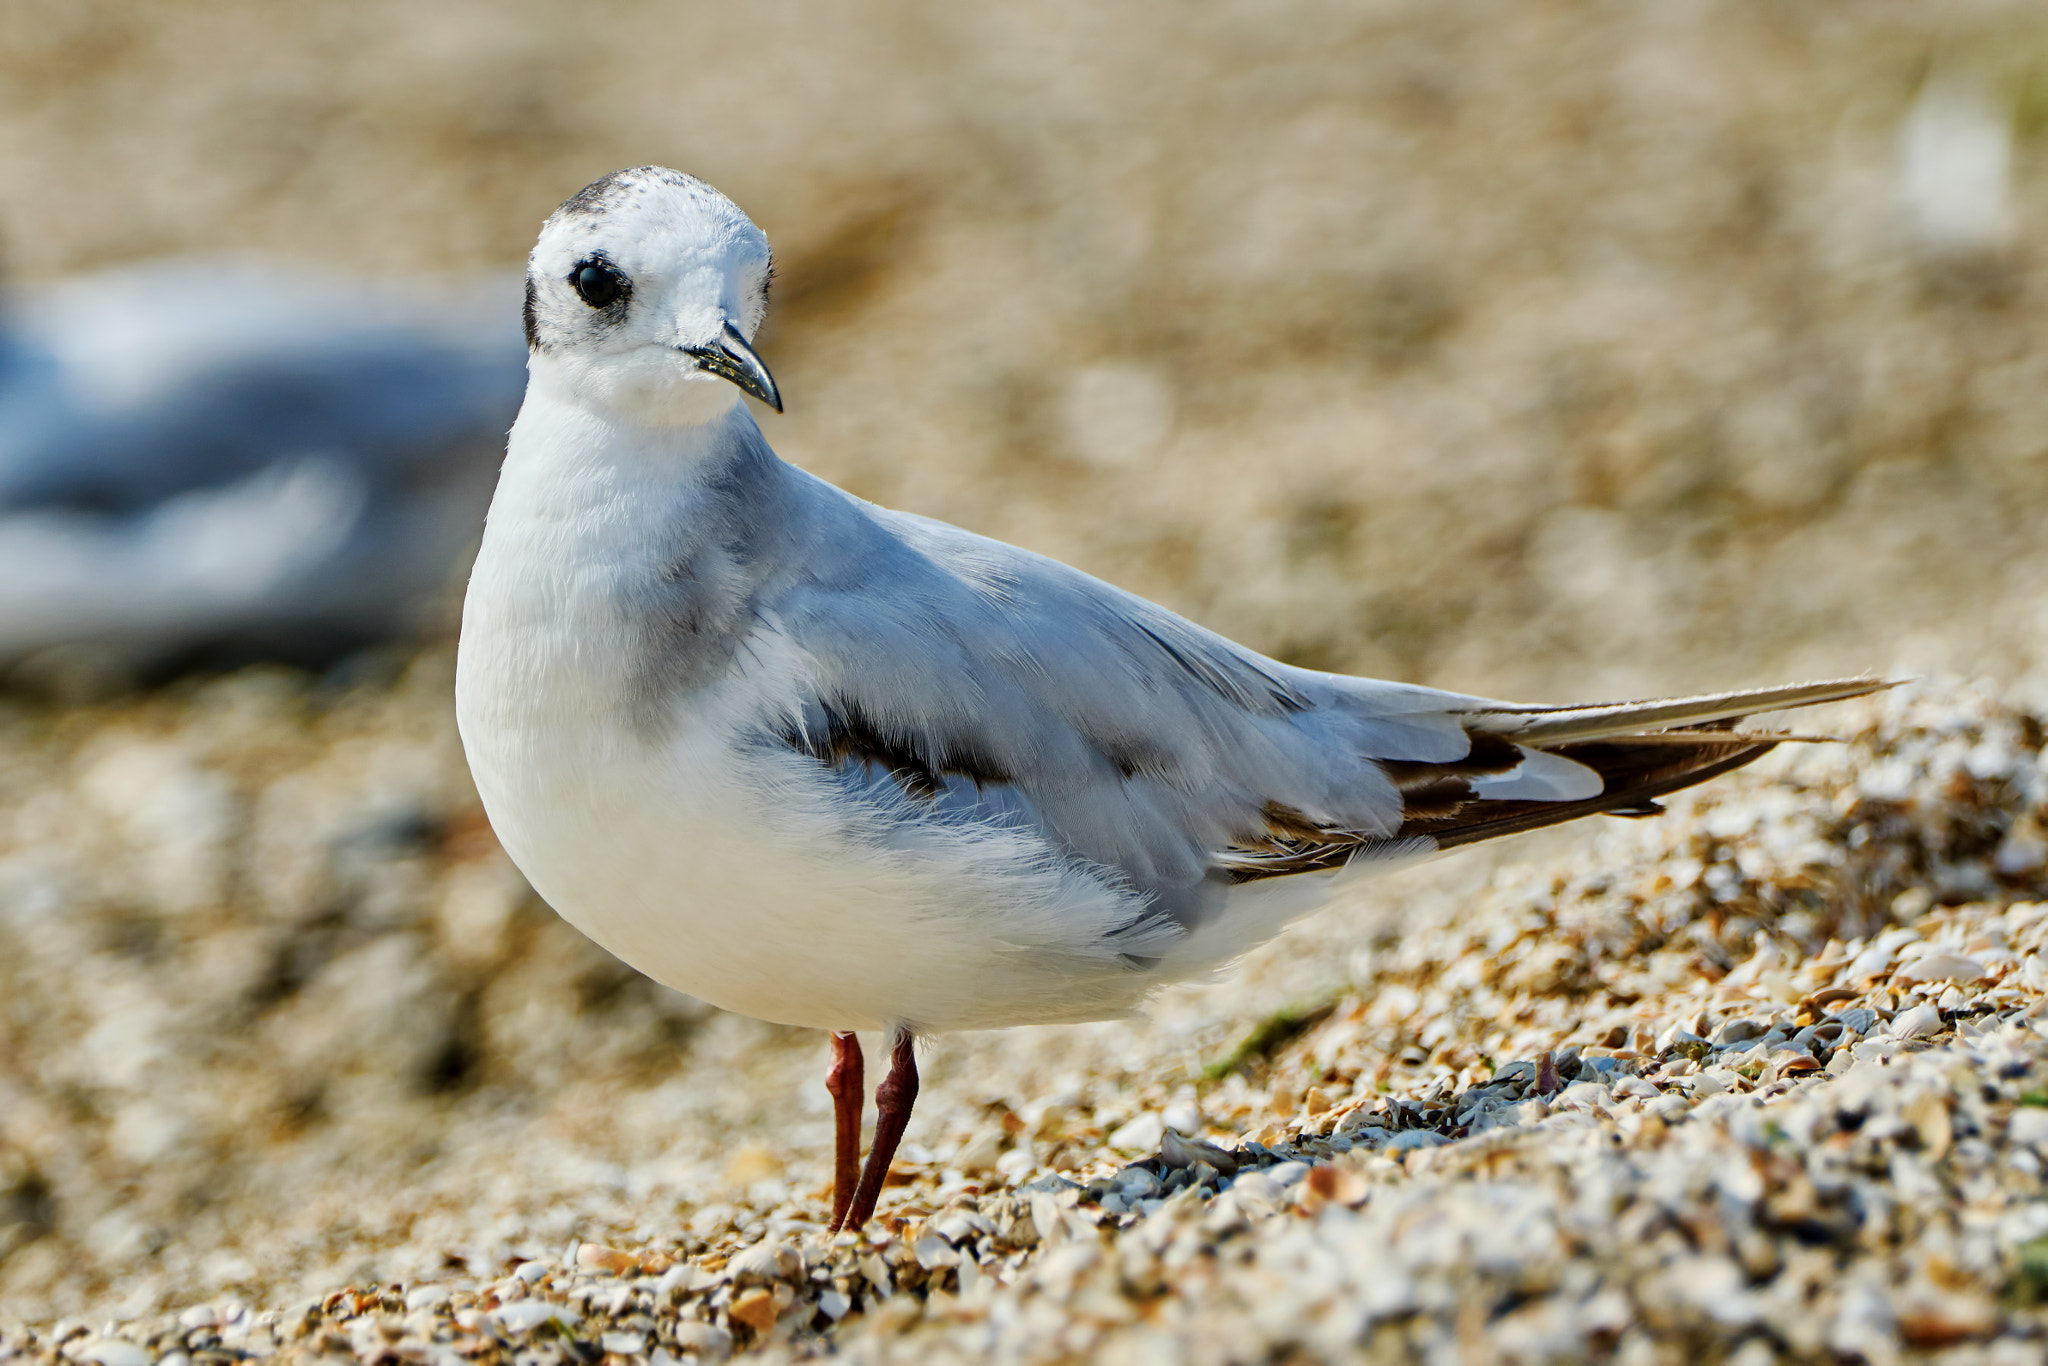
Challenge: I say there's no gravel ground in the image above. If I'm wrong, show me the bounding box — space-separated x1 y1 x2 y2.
2 668 2046 1361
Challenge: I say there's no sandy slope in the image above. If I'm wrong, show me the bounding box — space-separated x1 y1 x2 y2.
1 667 2047 1360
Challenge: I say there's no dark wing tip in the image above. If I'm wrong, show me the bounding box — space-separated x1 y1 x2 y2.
1217 723 1778 883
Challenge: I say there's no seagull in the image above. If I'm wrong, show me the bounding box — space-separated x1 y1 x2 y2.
0 257 526 687
455 167 1882 1232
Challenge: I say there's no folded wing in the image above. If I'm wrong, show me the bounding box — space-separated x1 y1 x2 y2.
763 476 1886 949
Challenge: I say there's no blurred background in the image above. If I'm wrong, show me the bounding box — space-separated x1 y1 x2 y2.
2 0 2046 1329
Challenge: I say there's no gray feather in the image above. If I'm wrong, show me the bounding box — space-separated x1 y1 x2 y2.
644 439 1887 949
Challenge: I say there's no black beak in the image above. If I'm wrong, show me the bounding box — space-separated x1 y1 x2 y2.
684 322 782 412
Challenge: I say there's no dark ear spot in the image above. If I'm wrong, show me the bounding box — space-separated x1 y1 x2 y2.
522 276 541 350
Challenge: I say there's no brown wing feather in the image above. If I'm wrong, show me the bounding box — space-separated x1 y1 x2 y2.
1403 734 1770 850
1218 725 1773 884
1217 677 1887 885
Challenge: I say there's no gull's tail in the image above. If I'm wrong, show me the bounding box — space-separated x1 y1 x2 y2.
1415 676 1894 850
1221 677 1892 880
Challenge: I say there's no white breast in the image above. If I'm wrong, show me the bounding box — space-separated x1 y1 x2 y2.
456 397 1157 1033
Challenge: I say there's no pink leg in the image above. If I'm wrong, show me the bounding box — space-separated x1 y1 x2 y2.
844 1032 918 1230
825 1031 864 1233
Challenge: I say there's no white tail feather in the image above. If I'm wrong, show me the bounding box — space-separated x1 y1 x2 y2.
1464 678 1894 747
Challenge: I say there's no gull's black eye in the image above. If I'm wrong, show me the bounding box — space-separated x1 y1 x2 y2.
570 260 626 309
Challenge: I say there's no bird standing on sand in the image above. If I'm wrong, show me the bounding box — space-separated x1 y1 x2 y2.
455 167 1879 1231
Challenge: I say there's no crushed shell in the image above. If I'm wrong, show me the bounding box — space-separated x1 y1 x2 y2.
3 668 2048 1360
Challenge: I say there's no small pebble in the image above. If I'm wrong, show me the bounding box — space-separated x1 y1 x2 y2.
726 1240 796 1285
1117 1167 1161 1199
2009 1109 2048 1147
494 1301 579 1334
1302 1163 1368 1205
1896 953 1986 986
729 1288 778 1335
578 1243 637 1276
1386 1130 1449 1152
1492 1061 1537 1087
671 1321 733 1355
1891 1004 1944 1040
653 1262 699 1298
1227 1171 1283 1211
73 1341 149 1366
1160 1128 1239 1174
1108 1112 1165 1154
912 1234 958 1269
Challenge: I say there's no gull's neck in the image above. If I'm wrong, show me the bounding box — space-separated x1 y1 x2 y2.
461 364 791 746
506 387 750 485
495 351 776 527
484 364 781 610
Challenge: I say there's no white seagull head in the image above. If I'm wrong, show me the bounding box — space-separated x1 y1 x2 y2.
523 166 779 426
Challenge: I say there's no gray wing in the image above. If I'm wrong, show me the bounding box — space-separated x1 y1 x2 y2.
756 469 1879 943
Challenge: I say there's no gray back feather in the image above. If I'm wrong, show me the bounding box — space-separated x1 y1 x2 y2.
646 431 1490 933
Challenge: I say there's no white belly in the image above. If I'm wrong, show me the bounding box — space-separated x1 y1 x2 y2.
457 563 1154 1032
459 664 1164 1031
456 400 1169 1033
